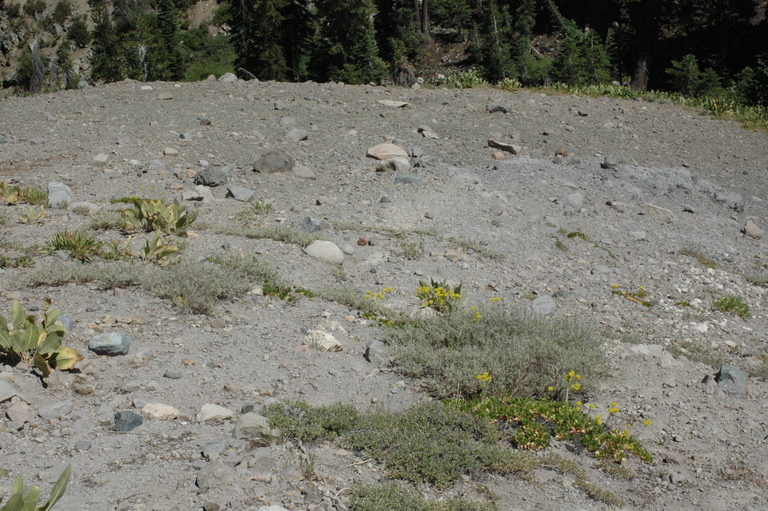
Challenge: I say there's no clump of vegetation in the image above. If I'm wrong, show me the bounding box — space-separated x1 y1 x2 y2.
442 69 489 89
0 300 82 378
42 230 103 262
0 464 70 511
611 285 653 307
713 294 751 318
138 232 179 265
0 180 48 206
264 401 360 442
386 306 604 400
18 205 46 224
0 255 34 269
399 238 423 260
680 247 718 269
88 211 126 231
415 279 465 314
121 198 198 236
350 483 497 511
212 225 319 247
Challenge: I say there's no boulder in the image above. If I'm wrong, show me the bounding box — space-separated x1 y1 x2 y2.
254 150 294 173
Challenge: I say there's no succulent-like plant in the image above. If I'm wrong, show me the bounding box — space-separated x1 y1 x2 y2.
0 300 82 378
139 232 179 265
0 464 70 510
122 198 197 236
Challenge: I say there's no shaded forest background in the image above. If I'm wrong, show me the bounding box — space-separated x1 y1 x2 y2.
2 0 767 107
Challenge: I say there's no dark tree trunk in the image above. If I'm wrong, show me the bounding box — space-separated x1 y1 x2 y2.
630 53 649 90
414 0 421 28
421 0 429 35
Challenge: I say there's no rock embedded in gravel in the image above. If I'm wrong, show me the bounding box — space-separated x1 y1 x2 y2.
218 72 237 83
375 157 411 172
196 460 238 491
0 380 25 403
291 165 317 179
197 404 234 422
38 401 73 420
285 128 309 142
487 139 520 155
715 365 749 396
486 103 512 113
225 185 255 202
195 167 227 187
364 340 392 367
156 92 173 100
7 402 30 423
304 240 344 264
367 143 408 160
254 149 295 173
394 174 422 185
298 217 330 232
88 332 131 355
303 330 343 351
47 181 74 208
744 219 763 239
233 412 276 440
642 203 674 223
74 440 93 452
142 403 179 420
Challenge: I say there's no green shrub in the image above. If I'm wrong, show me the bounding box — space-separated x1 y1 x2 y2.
263 401 360 442
442 69 489 89
23 0 46 16
43 230 103 262
122 198 198 236
386 306 605 400
551 23 611 86
52 0 72 23
665 54 723 98
350 483 497 511
713 294 751 318
30 261 143 289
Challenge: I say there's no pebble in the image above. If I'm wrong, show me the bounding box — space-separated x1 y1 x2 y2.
197 404 235 422
113 411 143 432
142 403 179 420
233 412 276 440
39 401 74 420
164 370 183 379
531 295 557 315
88 332 132 356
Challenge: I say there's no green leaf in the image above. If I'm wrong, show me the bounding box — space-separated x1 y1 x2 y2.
13 322 39 354
11 475 23 496
36 330 62 357
32 353 51 379
11 301 26 330
42 307 60 330
1 493 24 511
38 465 70 511
0 317 11 350
51 347 83 371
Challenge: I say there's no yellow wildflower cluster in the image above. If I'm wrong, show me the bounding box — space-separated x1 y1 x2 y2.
366 287 393 300
415 279 465 314
476 372 493 383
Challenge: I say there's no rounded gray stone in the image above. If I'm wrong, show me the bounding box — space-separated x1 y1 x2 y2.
89 332 132 356
531 295 557 315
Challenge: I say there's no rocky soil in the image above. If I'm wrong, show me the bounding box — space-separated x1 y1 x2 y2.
0 78 767 510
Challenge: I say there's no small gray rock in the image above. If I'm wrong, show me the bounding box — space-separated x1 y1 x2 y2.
75 440 93 451
203 441 228 460
226 185 255 202
394 175 422 185
285 128 309 142
0 380 25 403
233 412 276 440
39 401 74 420
364 340 392 368
48 181 74 208
164 370 183 379
88 332 132 356
642 203 674 223
298 217 330 233
254 150 294 173
715 365 748 396
375 157 411 172
486 103 511 113
274 100 291 110
218 72 237 83
195 167 227 187
744 219 763 239
197 460 237 491
531 295 557 315
114 411 143 432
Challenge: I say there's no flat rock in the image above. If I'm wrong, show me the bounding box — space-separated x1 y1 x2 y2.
0 380 26 403
195 168 227 187
218 72 237 83
197 404 234 422
486 103 512 113
488 139 520 155
303 330 343 351
226 185 255 202
531 295 556 315
642 203 674 223
48 181 73 208
364 340 392 367
142 403 179 420
304 240 344 264
233 412 276 440
285 128 309 142
375 157 411 172
377 100 410 108
292 165 317 179
156 92 173 100
744 219 763 239
254 149 294 173
88 332 131 356
197 460 237 491
715 365 748 396
367 143 408 160
39 401 74 420
163 147 179 156
298 217 330 232
7 402 30 423
114 411 143 432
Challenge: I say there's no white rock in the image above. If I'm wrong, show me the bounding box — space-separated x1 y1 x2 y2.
197 404 234 422
142 403 179 420
303 330 342 352
377 100 410 108
164 147 179 156
305 240 344 264
642 203 673 223
140 85 153 91
367 143 408 160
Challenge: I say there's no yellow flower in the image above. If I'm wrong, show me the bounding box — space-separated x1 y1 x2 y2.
575 401 582 407
595 415 603 426
588 403 596 409
643 419 652 426
612 284 621 288
570 383 581 391
547 386 554 392
476 372 492 383
608 407 620 414
383 287 393 293
490 297 501 301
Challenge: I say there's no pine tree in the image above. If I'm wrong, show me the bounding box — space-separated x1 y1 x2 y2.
90 0 123 82
230 0 289 80
157 0 184 80
479 0 514 83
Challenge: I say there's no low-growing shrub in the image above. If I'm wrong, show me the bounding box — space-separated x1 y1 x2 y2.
42 230 103 262
385 306 605 399
713 294 751 318
350 483 498 511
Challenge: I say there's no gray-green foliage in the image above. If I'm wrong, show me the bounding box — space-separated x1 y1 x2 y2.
0 464 70 511
213 224 319 247
386 306 605 399
263 401 360 442
350 483 498 511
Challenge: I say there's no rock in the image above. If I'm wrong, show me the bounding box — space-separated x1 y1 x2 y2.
492 151 505 161
642 203 674 223
394 174 422 185
88 332 131 356
531 295 556 315
364 340 392 367
304 240 344 264
375 157 411 172
254 149 294 173
664 451 686 465
164 370 183 379
555 147 568 158
114 411 143 432
74 440 92 451
203 502 221 511
418 126 440 139
197 404 234 422
486 103 511 113
39 401 73 420
487 139 520 155
285 128 309 142
226 185 255 202
0 380 25 403
197 460 238 491
203 441 228 460
91 153 109 166
47 181 74 208
218 72 237 83
164 147 179 156
256 507 290 511
200 118 211 126
142 403 179 420
156 92 173 100
195 167 227 187
303 330 343 352
563 192 583 212
180 132 194 140
233 412 276 440
490 205 503 216
377 100 410 108
715 365 748 396
744 219 763 239
194 185 214 202
274 100 291 111
340 243 355 255
601 155 618 170
292 165 317 179
298 217 330 233
7 402 30 423
367 143 408 160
